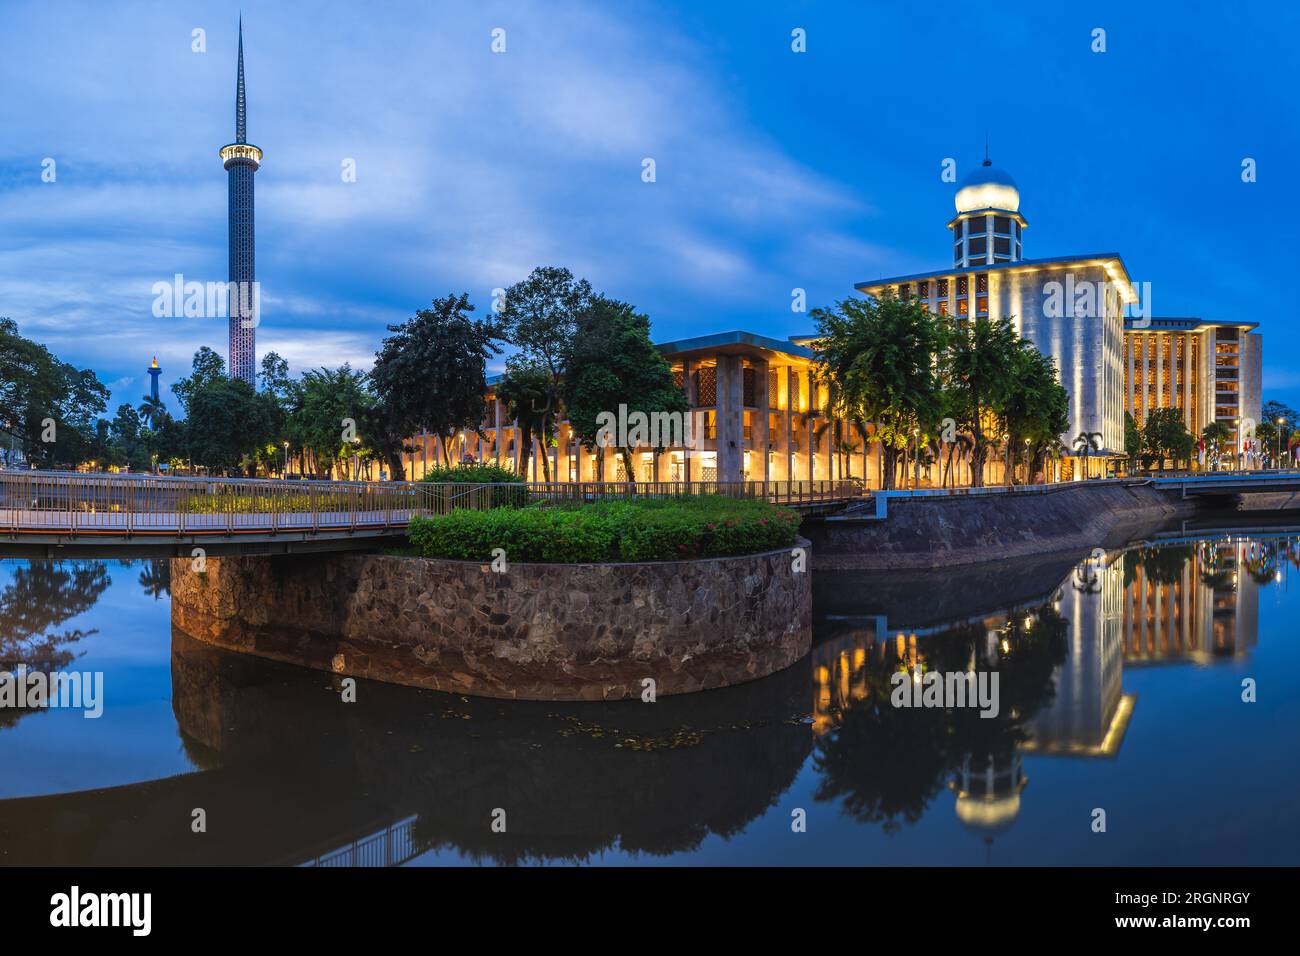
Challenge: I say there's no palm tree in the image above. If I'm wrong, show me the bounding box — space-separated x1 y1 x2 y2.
139 394 166 429
1072 431 1103 479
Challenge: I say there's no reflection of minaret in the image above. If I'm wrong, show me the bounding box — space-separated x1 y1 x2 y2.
950 752 1027 839
1024 556 1135 757
219 18 261 385
147 356 161 401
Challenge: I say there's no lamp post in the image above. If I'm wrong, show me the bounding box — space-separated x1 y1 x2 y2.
912 427 920 490
282 440 289 478
1276 418 1285 472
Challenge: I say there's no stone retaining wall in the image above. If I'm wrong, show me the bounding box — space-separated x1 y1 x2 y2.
170 541 811 701
803 482 1201 570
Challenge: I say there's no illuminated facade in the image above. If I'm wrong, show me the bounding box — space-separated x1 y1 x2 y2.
856 159 1135 467
221 20 261 386
399 331 866 484
1123 317 1263 452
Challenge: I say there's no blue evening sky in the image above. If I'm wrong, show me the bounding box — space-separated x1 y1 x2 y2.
1 0 1295 414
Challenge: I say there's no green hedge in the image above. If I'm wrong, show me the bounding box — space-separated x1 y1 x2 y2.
418 463 523 484
417 463 529 508
406 495 800 563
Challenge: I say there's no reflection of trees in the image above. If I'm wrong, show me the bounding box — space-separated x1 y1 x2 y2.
1124 544 1195 588
0 561 108 669
811 606 1067 832
0 560 109 729
170 629 811 866
137 560 170 600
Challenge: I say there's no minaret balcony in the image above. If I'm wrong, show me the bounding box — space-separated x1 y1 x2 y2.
220 143 263 169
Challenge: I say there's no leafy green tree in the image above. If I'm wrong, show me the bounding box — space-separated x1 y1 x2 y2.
184 376 278 474
565 296 688 481
1142 407 1194 471
369 293 501 478
171 346 227 416
496 267 593 468
1002 342 1069 484
1124 411 1144 473
0 317 108 468
811 296 946 490
942 316 1019 488
291 365 376 478
496 360 556 480
107 403 152 471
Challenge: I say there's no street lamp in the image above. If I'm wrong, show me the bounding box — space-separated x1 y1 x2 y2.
912 427 920 489
1277 418 1285 472
283 440 290 478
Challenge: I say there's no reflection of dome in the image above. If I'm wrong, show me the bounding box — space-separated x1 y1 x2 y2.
955 163 1020 213
949 753 1027 835
954 791 1022 833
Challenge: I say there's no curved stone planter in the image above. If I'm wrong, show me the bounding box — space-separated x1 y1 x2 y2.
169 540 811 701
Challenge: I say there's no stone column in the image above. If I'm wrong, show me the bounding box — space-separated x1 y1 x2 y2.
716 355 744 482
754 357 770 482
1139 336 1150 422
683 359 695 484
1159 332 1170 411
786 366 796 485
806 369 816 482
494 399 503 466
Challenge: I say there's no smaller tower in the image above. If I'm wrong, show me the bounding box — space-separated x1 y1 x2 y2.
948 151 1027 269
148 356 162 402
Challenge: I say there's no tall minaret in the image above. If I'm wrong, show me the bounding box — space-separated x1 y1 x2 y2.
219 18 261 385
147 356 161 401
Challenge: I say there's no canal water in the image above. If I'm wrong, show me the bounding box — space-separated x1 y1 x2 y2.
1 531 1297 866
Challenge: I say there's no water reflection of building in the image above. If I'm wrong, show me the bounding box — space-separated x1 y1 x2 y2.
1121 539 1261 665
1022 555 1135 758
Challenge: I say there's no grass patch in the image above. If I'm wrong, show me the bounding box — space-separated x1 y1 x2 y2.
406 495 800 563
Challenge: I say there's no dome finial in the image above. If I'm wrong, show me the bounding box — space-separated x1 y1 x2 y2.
983 132 991 167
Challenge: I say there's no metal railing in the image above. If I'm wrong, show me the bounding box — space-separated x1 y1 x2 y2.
0 471 860 538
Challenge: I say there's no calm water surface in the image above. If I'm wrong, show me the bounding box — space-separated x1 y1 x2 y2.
1 533 1297 866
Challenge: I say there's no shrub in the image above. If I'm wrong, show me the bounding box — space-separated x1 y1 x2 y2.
405 495 800 564
417 462 528 508
419 463 523 485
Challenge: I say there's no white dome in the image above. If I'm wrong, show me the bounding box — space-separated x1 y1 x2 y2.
955 164 1020 214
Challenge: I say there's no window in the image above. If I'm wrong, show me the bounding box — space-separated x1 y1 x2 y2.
994 216 1011 233
953 220 964 239
967 217 986 235
696 366 717 405
957 299 969 316
937 300 949 316
936 279 948 296
976 274 989 293
957 276 969 295
915 280 930 298
968 236 987 255
976 295 989 314
898 283 911 299
954 244 963 263
994 236 1010 256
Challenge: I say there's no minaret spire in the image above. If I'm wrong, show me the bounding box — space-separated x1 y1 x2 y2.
983 132 991 167
235 16 247 144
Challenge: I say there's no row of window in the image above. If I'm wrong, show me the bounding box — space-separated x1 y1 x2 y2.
899 274 989 299
954 215 1019 238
